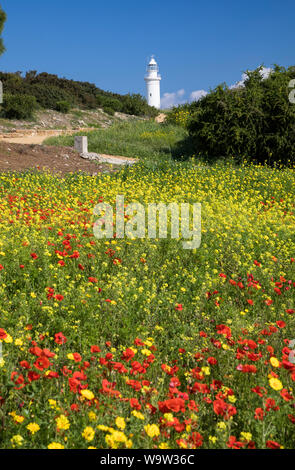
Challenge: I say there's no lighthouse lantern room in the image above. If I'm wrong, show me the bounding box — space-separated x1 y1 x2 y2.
145 55 161 109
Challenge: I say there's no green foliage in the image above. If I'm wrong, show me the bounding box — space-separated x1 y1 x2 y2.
103 106 115 116
0 5 6 56
0 71 157 119
1 93 37 119
121 93 158 117
55 100 71 113
171 65 295 165
96 95 123 112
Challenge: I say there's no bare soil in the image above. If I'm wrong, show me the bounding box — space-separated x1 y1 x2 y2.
0 141 122 176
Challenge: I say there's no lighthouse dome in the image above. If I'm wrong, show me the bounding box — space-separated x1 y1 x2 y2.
148 56 157 66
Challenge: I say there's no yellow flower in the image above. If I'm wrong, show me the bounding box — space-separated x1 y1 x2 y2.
269 377 283 391
88 411 97 422
132 410 145 420
163 413 174 422
115 417 126 430
56 414 70 431
97 424 112 432
217 422 226 430
81 389 94 400
144 424 160 438
228 395 237 403
26 422 40 435
3 334 12 343
48 399 58 409
141 348 152 356
82 426 95 441
270 357 280 368
48 442 65 449
159 442 170 449
111 430 127 443
209 436 217 444
240 432 252 442
11 435 24 447
9 412 25 423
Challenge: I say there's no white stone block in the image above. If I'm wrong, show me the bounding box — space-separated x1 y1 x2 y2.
74 136 88 154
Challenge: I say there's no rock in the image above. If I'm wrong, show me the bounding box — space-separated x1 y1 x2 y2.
81 152 100 161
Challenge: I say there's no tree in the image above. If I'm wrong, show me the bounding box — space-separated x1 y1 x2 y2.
0 5 6 56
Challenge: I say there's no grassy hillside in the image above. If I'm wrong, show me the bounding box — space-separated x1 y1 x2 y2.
44 121 188 162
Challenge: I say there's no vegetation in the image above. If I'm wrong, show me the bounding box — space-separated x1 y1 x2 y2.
168 65 295 166
0 161 294 448
0 71 158 119
1 93 37 119
44 120 188 162
55 100 71 114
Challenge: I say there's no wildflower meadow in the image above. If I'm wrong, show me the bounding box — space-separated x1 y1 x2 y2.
0 161 294 449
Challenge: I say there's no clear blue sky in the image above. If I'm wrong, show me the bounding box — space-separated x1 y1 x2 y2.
0 0 294 107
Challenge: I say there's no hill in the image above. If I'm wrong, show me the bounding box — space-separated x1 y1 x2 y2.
0 70 158 119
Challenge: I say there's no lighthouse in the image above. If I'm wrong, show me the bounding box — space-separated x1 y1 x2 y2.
145 55 161 109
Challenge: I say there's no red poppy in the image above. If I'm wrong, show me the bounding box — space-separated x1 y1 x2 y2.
54 294 64 301
266 440 281 449
254 408 264 420
0 329 7 340
54 332 67 345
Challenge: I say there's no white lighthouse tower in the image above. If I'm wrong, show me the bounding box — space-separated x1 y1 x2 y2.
145 55 161 109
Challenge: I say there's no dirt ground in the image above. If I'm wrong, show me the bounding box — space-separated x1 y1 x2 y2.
0 141 121 176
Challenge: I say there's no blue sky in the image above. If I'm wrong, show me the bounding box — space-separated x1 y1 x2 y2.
0 0 294 107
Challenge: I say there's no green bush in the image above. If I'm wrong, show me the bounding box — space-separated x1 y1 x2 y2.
121 93 158 117
103 106 115 116
176 65 295 165
1 93 37 119
55 100 71 113
96 95 122 112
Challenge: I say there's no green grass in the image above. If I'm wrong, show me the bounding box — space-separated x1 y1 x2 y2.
44 120 188 162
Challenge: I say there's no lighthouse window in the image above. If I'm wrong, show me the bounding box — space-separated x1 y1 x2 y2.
150 93 152 96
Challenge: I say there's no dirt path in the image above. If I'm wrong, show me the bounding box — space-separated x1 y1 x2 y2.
0 128 96 145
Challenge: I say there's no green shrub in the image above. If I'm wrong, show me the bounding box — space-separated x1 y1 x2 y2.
103 106 115 116
1 93 37 119
174 65 295 165
97 95 122 112
121 93 158 117
55 100 71 113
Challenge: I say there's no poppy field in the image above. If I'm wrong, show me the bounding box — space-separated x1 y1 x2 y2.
0 161 294 449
